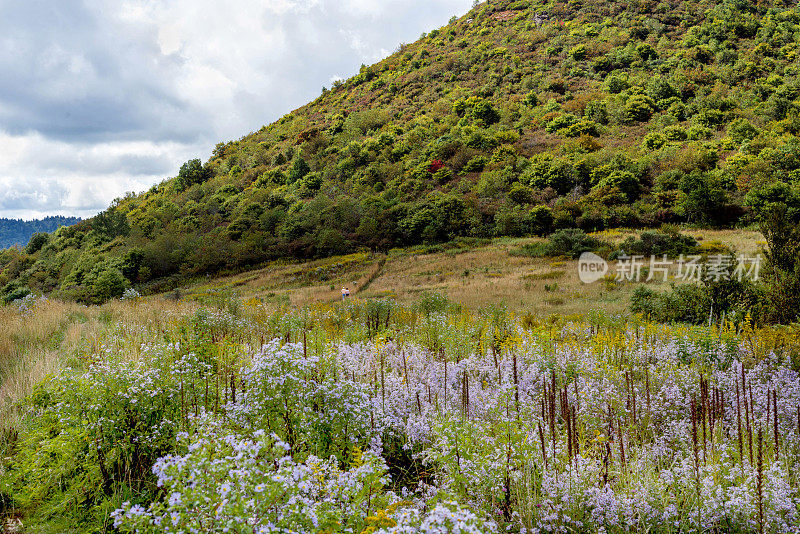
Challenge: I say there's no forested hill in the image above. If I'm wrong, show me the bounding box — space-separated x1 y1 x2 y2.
4 0 800 304
0 216 80 250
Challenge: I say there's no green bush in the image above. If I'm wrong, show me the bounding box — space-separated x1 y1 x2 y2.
564 120 599 137
631 284 711 324
663 126 687 141
687 124 713 140
508 183 533 205
529 206 555 236
624 94 655 123
24 233 49 254
545 114 579 133
584 100 608 124
594 170 641 200
642 132 667 150
462 156 487 173
547 229 606 258
613 229 698 258
728 118 759 144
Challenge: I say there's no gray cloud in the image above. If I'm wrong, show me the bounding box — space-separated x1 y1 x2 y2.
0 0 473 219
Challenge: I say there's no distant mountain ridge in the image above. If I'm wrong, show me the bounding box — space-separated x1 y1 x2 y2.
3 0 800 303
0 216 81 249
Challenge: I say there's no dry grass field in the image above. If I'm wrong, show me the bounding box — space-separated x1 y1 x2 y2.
178 228 766 315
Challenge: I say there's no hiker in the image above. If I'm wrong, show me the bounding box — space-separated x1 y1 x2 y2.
341 287 351 300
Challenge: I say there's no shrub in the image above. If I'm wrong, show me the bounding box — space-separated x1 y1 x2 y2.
564 120 599 137
614 229 698 258
584 100 608 124
647 77 677 102
569 44 587 60
529 205 555 236
679 172 728 225
663 126 688 141
523 91 539 107
728 118 759 144
606 72 629 93
508 183 533 205
642 132 667 150
752 196 800 323
624 94 655 123
287 158 312 183
462 156 487 173
687 124 713 140
631 284 711 324
546 228 607 258
453 97 500 125
694 109 724 128
594 170 641 200
545 114 579 133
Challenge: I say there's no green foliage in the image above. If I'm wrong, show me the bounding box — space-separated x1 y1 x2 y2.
288 157 312 184
528 205 555 236
663 126 688 141
747 183 800 323
569 44 587 60
594 170 641 200
24 233 49 255
545 114 578 133
584 100 608 124
624 94 655 123
679 172 728 225
642 132 667 150
175 159 211 192
614 229 698 258
453 97 500 125
631 284 711 324
514 228 608 259
522 91 538 107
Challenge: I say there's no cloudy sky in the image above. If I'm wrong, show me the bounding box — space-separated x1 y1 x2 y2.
0 0 473 220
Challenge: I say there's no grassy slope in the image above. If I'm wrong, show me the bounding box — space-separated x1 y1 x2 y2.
179 228 765 315
2 0 798 304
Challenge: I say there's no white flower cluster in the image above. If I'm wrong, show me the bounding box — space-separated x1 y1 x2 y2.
112 421 392 533
12 292 48 315
121 288 142 301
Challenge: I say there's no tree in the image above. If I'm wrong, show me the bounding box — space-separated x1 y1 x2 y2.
529 206 554 236
679 172 727 224
746 184 800 323
288 158 311 184
624 94 655 123
91 265 128 302
594 170 641 201
24 232 49 254
176 159 211 191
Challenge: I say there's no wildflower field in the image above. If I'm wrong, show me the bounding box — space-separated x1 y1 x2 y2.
2 293 800 533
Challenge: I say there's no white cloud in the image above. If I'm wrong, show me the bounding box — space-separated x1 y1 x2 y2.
0 0 473 219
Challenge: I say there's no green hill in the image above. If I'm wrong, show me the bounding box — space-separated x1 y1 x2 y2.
4 0 800 304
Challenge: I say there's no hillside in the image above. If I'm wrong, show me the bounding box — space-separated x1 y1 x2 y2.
3 0 800 304
0 216 80 250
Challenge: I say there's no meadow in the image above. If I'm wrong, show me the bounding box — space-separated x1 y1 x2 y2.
2 286 800 533
178 229 765 315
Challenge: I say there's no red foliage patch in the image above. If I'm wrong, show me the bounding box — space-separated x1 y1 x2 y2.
428 159 445 173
